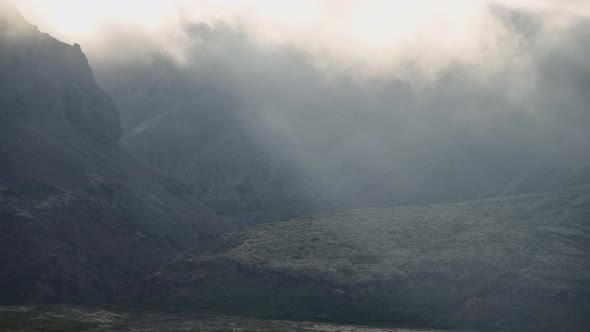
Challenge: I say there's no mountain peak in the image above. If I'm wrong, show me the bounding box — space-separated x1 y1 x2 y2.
0 3 225 302
0 5 122 143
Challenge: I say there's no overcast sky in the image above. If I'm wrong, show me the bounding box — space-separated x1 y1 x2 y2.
13 0 590 81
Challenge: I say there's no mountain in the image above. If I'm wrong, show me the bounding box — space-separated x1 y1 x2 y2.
2 4 588 331
502 138 590 196
93 21 590 223
0 5 225 303
141 185 590 332
95 55 321 224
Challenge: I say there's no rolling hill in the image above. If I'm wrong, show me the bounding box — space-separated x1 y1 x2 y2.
142 185 590 331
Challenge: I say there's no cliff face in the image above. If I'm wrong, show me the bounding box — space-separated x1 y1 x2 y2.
0 5 121 143
0 5 225 303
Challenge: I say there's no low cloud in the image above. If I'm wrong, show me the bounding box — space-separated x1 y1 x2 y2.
14 0 590 81
8 0 589 209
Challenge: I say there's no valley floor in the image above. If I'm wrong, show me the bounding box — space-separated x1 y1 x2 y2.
0 306 449 332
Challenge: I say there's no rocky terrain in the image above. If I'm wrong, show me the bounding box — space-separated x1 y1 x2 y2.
142 185 590 331
1 3 589 332
0 306 448 332
0 4 225 303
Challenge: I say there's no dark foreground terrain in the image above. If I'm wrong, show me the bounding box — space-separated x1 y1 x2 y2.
0 306 447 332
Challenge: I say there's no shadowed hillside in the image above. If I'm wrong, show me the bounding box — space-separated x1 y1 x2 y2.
142 185 590 331
0 4 225 303
93 20 590 224
1 2 589 332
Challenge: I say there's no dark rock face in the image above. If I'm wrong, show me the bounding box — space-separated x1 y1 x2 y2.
0 6 225 303
0 7 121 143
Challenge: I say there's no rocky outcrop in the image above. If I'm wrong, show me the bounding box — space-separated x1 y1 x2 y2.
0 5 225 303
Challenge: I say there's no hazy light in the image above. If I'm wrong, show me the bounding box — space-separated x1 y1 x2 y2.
13 0 590 79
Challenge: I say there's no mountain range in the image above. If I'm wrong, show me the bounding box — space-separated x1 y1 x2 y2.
0 4 588 332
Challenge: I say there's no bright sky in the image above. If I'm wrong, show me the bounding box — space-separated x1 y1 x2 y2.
12 0 590 79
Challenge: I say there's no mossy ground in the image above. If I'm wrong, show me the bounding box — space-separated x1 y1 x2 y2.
142 186 590 332
0 306 446 332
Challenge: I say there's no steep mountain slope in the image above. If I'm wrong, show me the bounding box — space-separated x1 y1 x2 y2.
93 21 590 222
0 5 224 303
96 56 320 223
142 185 590 332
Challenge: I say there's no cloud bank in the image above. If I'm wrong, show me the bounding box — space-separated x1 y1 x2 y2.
7 0 589 210
14 0 590 80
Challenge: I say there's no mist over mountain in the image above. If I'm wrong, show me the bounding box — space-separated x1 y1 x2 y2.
0 4 224 303
0 2 589 332
91 11 590 222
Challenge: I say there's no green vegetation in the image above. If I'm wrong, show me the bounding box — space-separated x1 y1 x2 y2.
143 186 590 331
193 186 590 286
0 307 118 332
0 306 444 332
0 181 84 219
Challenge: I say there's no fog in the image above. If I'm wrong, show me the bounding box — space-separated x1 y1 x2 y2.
13 0 590 214
16 0 590 79
2 2 590 329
